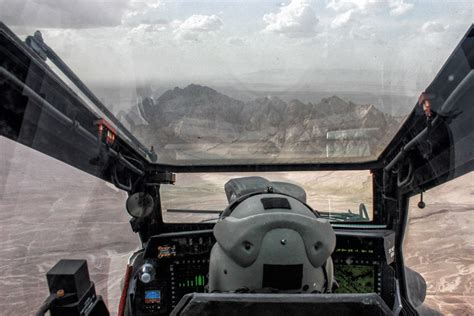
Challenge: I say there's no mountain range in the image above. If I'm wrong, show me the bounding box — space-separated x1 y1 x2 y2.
117 84 402 163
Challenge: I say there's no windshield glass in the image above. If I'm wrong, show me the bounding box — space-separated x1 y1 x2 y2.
4 1 471 165
161 170 373 223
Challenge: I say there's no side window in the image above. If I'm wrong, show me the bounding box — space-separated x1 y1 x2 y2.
0 137 135 315
403 172 473 315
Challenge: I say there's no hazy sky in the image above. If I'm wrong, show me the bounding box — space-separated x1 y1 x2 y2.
1 0 473 95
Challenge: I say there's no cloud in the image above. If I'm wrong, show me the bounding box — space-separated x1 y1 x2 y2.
350 25 378 41
420 21 449 34
173 15 223 41
0 0 129 28
327 0 414 16
123 0 166 26
133 0 161 10
124 23 168 47
227 36 245 46
331 9 354 28
326 0 372 13
388 0 414 16
131 23 167 33
327 0 414 42
124 13 169 27
263 0 319 38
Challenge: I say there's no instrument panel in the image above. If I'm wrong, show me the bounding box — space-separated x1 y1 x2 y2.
130 229 396 315
132 231 215 314
331 230 396 306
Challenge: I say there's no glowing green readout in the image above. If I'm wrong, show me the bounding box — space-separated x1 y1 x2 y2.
178 275 206 288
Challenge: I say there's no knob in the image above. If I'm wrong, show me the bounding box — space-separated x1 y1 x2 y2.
139 263 155 284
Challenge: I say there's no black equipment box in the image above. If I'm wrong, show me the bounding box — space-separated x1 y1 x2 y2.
44 259 109 316
47 259 91 298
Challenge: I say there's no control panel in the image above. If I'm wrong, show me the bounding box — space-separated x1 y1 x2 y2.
132 231 215 315
332 230 396 307
130 229 396 315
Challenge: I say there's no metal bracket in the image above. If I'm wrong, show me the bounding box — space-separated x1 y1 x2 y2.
111 165 133 192
145 171 176 186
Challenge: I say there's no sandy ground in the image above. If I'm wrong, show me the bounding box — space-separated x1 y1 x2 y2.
0 136 472 315
0 137 137 315
161 170 373 223
404 172 474 316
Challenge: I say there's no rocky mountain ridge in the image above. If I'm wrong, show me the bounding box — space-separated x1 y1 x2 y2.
118 84 401 162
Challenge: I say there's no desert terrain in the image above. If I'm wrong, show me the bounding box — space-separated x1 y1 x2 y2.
0 136 472 315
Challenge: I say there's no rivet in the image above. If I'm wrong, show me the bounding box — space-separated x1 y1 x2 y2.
314 241 322 250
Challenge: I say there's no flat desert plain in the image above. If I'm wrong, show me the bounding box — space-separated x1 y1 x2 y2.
0 137 472 315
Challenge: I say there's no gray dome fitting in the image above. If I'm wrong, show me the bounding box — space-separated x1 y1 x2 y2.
209 193 336 293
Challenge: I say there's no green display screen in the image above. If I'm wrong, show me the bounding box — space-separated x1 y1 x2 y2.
334 265 375 293
177 274 206 288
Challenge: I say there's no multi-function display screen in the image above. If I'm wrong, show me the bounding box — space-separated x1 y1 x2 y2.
334 265 376 293
144 290 161 304
170 259 209 307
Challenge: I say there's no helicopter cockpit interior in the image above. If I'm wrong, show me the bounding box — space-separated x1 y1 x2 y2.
0 14 472 316
125 174 397 315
